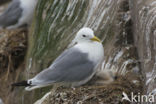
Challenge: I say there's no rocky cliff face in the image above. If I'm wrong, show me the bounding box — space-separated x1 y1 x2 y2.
27 0 143 103
0 0 11 6
131 0 156 98
0 0 155 104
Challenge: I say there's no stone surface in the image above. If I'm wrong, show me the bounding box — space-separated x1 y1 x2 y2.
131 0 156 99
0 0 11 6
0 0 155 104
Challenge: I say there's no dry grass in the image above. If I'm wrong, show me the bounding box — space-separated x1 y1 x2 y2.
0 28 28 104
41 72 143 104
0 29 27 74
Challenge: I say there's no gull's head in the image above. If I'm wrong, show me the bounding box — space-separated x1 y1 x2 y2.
74 27 101 43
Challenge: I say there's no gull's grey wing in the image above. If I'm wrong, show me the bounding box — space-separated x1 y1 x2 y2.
0 0 22 28
33 48 95 85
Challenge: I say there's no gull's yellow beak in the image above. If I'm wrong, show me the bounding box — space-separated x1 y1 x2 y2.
90 36 101 42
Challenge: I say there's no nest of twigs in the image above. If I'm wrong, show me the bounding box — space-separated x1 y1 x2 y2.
0 29 28 74
41 72 143 104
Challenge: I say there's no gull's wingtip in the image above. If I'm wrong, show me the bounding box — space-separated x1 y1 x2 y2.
11 80 30 87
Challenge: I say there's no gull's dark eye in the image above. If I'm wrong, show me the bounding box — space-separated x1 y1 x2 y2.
82 35 86 37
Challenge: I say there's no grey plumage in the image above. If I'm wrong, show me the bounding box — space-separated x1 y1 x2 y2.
12 48 95 90
12 27 104 91
0 0 22 28
32 48 95 86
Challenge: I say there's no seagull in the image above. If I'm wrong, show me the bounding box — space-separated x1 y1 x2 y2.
0 0 38 29
12 27 104 91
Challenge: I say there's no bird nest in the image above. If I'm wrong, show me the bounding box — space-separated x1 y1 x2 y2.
0 29 27 75
40 72 143 104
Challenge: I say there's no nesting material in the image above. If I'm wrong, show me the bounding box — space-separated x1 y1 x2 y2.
0 29 27 74
40 72 142 104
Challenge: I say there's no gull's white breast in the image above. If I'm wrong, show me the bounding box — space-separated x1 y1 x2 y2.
19 0 38 24
75 42 104 64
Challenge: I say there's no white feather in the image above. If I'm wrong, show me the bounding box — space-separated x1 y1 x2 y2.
7 0 38 29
